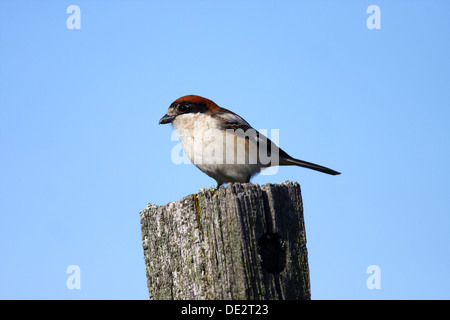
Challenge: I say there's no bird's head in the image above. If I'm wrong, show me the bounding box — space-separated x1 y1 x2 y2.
159 95 221 125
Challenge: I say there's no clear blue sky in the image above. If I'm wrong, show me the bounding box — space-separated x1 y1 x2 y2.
1 1 449 299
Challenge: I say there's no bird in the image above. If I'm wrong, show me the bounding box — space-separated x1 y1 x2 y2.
159 95 340 187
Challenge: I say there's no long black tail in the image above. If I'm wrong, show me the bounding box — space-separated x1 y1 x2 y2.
281 156 341 175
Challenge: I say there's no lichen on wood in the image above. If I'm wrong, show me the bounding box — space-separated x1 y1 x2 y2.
140 181 310 300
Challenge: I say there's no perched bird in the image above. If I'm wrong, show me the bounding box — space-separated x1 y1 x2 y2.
159 95 340 187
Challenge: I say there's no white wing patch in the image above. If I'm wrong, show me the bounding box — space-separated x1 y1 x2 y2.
216 110 251 127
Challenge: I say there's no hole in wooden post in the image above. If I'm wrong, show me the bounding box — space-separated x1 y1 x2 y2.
258 233 286 274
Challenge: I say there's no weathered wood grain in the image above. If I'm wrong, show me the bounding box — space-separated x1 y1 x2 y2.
140 181 310 300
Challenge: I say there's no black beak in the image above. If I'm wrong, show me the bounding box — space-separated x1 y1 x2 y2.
159 114 175 124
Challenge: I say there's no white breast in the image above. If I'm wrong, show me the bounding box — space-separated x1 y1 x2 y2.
172 113 263 183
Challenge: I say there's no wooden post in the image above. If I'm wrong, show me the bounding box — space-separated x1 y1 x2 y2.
140 181 310 300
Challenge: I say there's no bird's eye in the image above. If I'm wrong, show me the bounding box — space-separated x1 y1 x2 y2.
178 104 188 113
